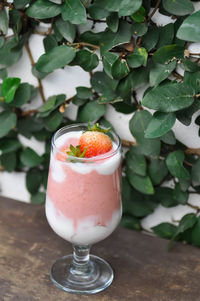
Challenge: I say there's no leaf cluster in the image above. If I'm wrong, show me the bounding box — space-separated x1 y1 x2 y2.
1 0 200 242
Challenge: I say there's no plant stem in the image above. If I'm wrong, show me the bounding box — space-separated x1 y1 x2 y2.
25 42 46 103
21 109 37 117
121 139 137 147
67 42 99 50
185 148 200 157
133 91 143 110
147 0 161 21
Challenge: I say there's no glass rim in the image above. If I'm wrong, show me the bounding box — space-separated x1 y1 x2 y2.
51 123 121 162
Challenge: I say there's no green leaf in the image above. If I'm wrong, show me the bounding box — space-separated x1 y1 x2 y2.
38 95 56 112
161 130 176 145
0 38 22 67
43 110 63 131
126 147 146 176
36 45 75 73
0 138 21 154
157 23 174 48
191 158 200 186
75 49 99 72
176 100 200 126
120 215 141 231
26 0 61 18
43 35 57 52
166 150 190 180
102 52 118 78
118 0 142 17
116 75 132 102
20 147 43 168
153 44 184 64
0 37 4 48
76 87 92 99
127 47 148 68
129 110 161 156
131 6 146 23
11 83 32 107
122 177 156 217
0 111 17 138
176 11 200 42
184 71 200 94
173 183 189 205
61 0 87 24
149 61 176 87
49 0 62 3
145 112 176 138
31 192 46 204
142 83 195 112
127 167 154 195
179 178 191 192
112 102 136 114
191 216 200 247
0 68 8 80
38 94 66 117
0 152 16 172
79 31 103 46
9 9 22 35
154 187 177 207
14 0 31 9
142 26 159 51
130 67 149 90
181 58 200 73
106 13 119 33
88 3 109 20
2 77 21 103
17 117 43 138
132 22 148 36
111 58 130 80
95 0 141 15
152 223 177 239
169 213 197 250
26 169 42 194
54 17 76 43
91 71 118 99
78 101 106 122
163 0 194 16
148 159 168 185
0 9 8 35
100 21 132 54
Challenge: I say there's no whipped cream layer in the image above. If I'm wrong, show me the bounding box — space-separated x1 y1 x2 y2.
46 196 122 245
52 131 121 176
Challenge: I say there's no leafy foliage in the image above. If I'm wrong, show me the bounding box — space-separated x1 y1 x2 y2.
1 0 200 248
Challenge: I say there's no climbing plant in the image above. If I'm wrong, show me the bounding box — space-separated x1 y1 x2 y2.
0 0 200 249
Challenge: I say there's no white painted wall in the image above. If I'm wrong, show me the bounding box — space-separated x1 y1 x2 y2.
1 6 200 231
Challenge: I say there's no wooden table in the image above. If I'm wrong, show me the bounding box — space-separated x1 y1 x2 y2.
0 196 200 301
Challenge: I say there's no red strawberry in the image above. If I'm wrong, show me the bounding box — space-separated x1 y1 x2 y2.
79 123 112 158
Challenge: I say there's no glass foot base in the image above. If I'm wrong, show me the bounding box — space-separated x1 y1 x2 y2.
50 254 114 294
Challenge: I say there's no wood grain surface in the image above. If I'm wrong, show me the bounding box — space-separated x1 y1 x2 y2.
0 196 200 301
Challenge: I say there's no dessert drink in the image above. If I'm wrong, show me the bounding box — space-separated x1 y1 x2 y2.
45 123 122 294
46 125 122 245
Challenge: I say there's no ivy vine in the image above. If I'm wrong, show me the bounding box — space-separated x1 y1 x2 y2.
1 0 200 249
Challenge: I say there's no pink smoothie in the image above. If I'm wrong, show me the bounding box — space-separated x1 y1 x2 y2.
46 134 121 230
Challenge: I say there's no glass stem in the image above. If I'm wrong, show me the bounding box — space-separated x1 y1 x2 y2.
70 244 93 277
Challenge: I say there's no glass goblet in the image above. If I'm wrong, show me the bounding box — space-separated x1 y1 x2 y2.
45 124 122 294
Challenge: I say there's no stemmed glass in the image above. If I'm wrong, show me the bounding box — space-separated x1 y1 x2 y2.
45 124 122 294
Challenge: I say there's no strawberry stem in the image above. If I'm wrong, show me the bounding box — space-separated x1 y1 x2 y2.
66 144 87 158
